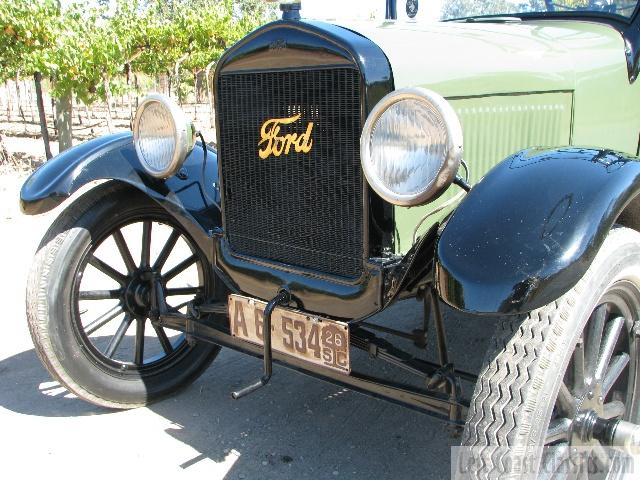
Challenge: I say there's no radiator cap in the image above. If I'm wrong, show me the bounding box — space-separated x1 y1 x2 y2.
280 2 301 20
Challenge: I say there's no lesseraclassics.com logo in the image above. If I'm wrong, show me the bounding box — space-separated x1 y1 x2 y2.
452 446 637 478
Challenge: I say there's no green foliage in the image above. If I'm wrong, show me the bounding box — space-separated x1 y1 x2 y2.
0 0 272 103
0 0 60 80
133 0 272 76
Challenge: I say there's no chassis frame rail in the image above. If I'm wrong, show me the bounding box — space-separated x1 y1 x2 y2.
157 307 471 426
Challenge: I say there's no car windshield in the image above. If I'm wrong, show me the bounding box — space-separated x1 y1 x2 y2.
441 0 639 20
302 0 639 22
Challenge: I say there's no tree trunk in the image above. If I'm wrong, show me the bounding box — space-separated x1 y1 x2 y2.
194 71 199 103
193 71 198 117
102 73 114 133
126 63 133 126
195 70 207 103
0 133 9 164
55 93 73 152
5 81 12 121
34 72 53 160
174 54 188 106
26 79 36 123
15 74 27 124
174 63 181 105
205 60 216 130
135 74 139 111
50 90 58 136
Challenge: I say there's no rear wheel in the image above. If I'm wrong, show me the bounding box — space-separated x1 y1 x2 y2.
460 226 640 479
26 183 221 408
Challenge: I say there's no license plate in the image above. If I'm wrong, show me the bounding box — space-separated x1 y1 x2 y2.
228 294 350 374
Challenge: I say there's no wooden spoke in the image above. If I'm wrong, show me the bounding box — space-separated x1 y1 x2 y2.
152 230 181 272
134 318 145 365
573 336 586 394
84 305 124 335
603 353 630 397
104 314 133 358
112 229 136 274
152 323 174 355
591 445 611 472
79 289 123 300
545 418 572 444
594 317 624 382
556 382 575 416
165 286 203 297
538 443 570 480
603 400 626 419
88 255 127 285
585 303 607 381
163 255 197 282
169 300 192 311
141 221 152 268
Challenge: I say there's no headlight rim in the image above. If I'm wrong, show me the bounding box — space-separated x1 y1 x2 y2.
133 93 195 179
360 87 464 207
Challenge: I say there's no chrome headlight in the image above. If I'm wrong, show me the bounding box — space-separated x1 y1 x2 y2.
133 94 195 178
360 88 463 206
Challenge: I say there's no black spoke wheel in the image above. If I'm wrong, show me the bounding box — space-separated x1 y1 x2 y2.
460 226 640 479
72 213 202 372
26 183 221 408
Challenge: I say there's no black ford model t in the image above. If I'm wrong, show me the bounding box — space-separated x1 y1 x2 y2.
20 0 640 477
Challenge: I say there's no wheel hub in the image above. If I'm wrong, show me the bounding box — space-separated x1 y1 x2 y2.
570 378 640 457
572 409 640 455
124 269 159 318
574 382 605 431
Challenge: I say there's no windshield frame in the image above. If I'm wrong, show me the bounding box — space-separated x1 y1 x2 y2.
442 7 640 25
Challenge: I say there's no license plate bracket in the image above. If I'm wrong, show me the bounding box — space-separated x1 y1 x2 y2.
228 294 350 374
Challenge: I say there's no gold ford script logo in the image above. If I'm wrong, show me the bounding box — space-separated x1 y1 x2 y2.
258 114 314 159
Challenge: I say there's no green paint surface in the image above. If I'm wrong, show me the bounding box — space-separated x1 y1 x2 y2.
394 92 574 252
340 19 640 253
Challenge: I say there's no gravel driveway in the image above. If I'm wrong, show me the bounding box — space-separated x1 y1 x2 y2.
0 169 494 479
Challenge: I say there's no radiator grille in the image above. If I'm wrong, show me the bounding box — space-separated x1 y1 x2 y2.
217 68 363 278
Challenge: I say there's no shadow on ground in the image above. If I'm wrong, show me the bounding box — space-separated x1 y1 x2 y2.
0 300 497 479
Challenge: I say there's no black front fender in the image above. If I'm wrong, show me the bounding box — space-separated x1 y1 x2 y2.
20 132 221 251
435 147 640 314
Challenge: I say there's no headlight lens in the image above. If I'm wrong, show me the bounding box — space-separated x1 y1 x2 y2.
133 94 195 178
361 88 463 206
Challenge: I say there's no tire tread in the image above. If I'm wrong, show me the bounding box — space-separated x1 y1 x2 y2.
25 182 217 409
460 285 578 478
26 183 147 409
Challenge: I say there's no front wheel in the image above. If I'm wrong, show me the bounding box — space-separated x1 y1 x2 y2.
460 226 640 479
26 183 221 409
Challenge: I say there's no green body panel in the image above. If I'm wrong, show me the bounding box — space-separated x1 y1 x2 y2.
393 92 574 252
340 19 640 253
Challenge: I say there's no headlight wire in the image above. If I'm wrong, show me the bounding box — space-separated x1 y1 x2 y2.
411 159 471 245
196 130 217 209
